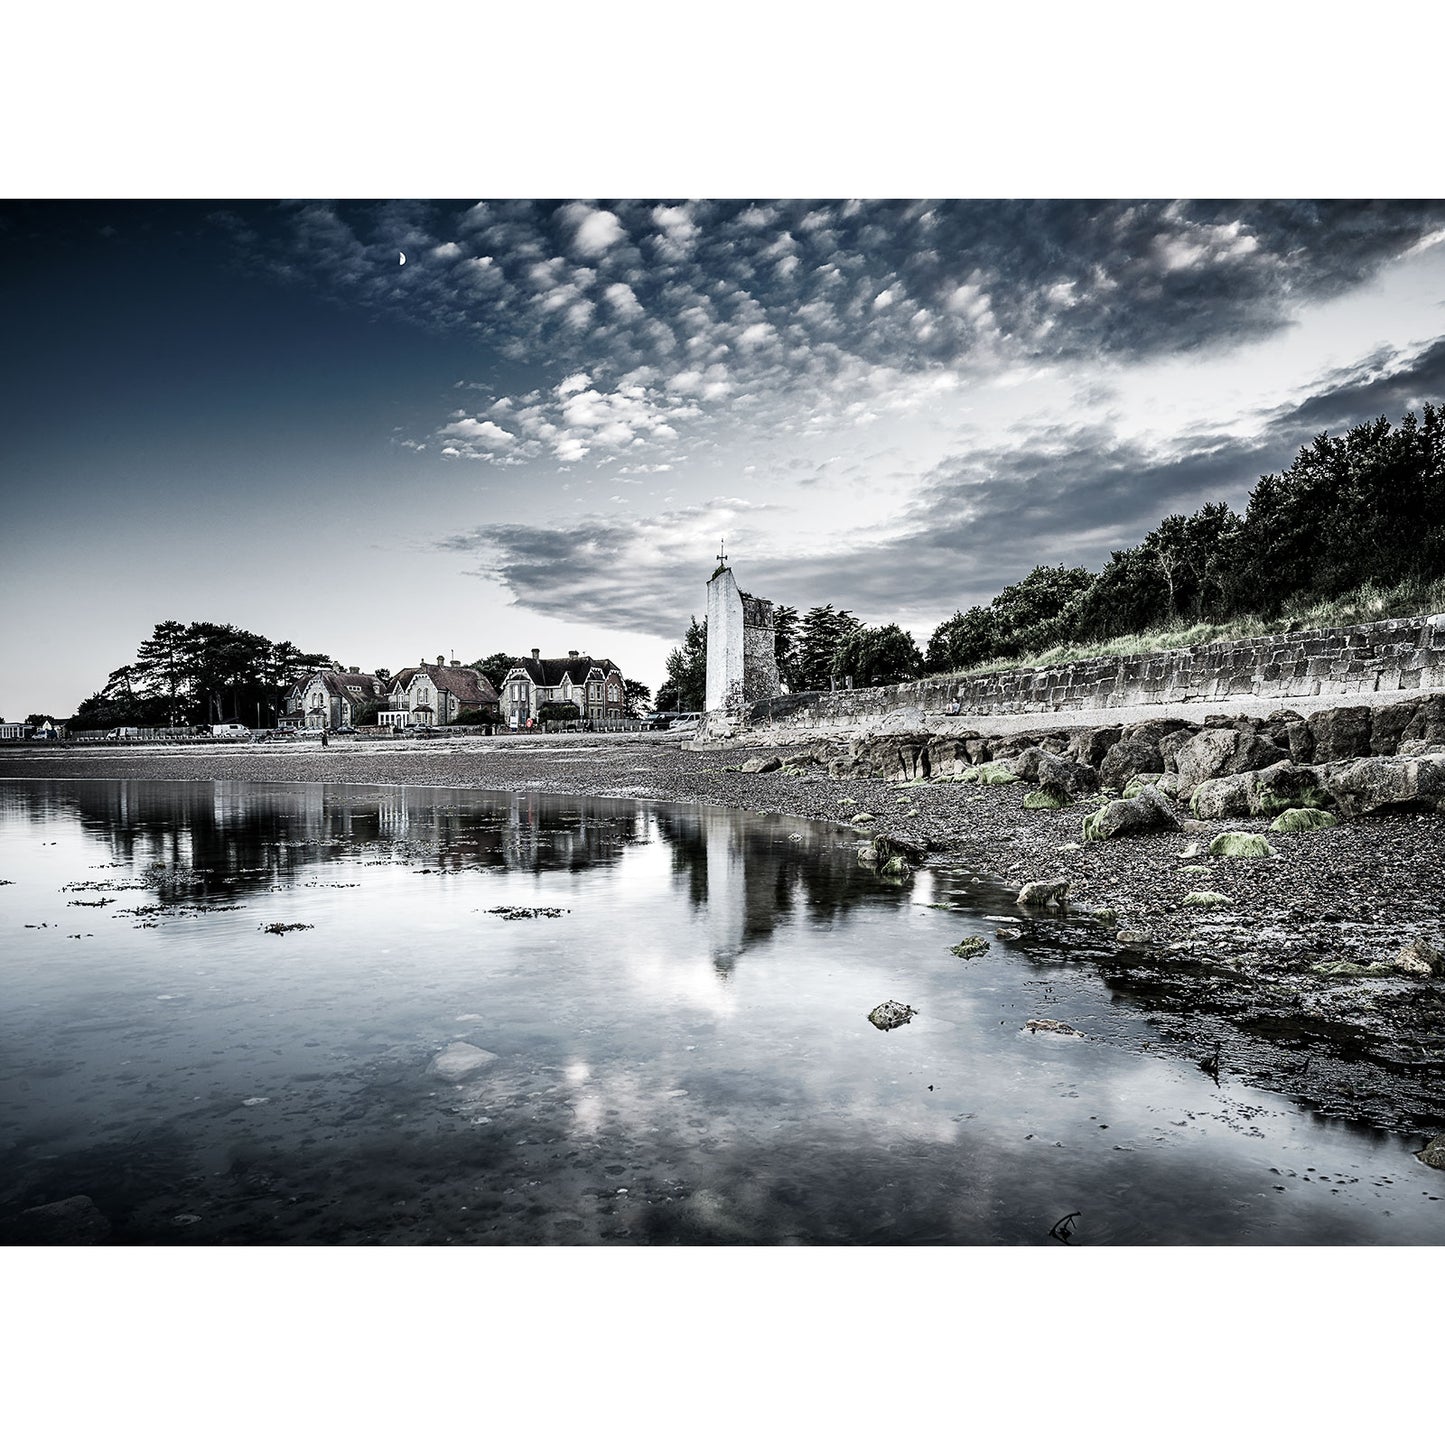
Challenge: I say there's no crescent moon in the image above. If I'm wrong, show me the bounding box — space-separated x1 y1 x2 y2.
399 251 407 266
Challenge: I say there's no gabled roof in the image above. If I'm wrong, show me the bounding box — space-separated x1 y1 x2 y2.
389 664 499 707
506 655 622 687
290 670 385 701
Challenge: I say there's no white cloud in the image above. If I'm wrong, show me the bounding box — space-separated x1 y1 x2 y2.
439 416 517 451
572 207 624 257
603 282 643 318
652 204 698 260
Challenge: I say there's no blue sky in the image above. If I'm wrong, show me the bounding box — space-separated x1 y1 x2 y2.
4 197 1445 721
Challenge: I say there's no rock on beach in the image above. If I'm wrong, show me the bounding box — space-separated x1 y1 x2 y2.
428 1042 499 1081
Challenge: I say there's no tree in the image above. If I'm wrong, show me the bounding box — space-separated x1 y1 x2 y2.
469 652 517 690
794 605 860 690
98 620 336 728
658 616 707 712
831 624 923 687
926 606 1000 672
623 679 652 717
772 604 800 690
989 565 1094 655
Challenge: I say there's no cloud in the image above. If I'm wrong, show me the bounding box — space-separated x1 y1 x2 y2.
248 199 1445 469
569 206 624 257
439 498 775 634
434 338 1445 639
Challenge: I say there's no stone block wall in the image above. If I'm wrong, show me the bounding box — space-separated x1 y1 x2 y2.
747 613 1445 731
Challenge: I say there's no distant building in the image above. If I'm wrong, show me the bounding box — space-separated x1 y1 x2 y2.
379 657 499 728
500 650 624 726
284 669 387 731
705 558 778 716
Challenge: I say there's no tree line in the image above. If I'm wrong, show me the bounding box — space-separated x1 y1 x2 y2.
657 404 1445 707
927 404 1445 671
70 622 339 729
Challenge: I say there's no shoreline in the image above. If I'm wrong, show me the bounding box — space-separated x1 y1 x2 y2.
4 732 1443 1138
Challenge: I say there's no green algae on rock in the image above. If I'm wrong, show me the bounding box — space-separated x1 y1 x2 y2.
1208 831 1277 859
867 1000 917 1030
1022 786 1068 810
950 935 990 959
1182 891 1232 909
1270 807 1338 832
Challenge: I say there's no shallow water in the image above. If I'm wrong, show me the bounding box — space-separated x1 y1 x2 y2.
1 777 1441 1245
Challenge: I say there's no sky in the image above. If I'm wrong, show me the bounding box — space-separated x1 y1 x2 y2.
4 196 1445 722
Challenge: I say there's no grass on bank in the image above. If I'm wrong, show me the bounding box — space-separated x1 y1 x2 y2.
922 577 1445 685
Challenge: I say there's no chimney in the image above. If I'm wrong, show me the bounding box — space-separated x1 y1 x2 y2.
450 658 460 667
568 650 579 659
532 648 540 659
437 654 445 666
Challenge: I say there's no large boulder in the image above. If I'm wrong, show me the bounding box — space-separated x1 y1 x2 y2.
1082 785 1182 841
8 1195 112 1244
1188 760 1331 820
927 734 981 777
1325 753 1445 818
1173 729 1287 796
428 1042 500 1082
1258 709 1315 763
1099 737 1165 791
1368 700 1419 757
991 730 1070 761
830 732 933 781
1400 695 1445 754
1010 747 1099 797
1308 705 1373 764
1158 728 1197 768
1067 725 1122 769
1122 718 1195 749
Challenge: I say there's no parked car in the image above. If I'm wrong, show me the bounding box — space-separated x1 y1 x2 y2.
210 723 253 741
106 727 143 742
668 712 702 731
333 725 357 735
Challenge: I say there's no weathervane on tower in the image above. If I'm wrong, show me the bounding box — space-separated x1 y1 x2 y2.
717 538 727 569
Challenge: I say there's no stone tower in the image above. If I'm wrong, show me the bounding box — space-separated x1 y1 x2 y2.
705 557 778 721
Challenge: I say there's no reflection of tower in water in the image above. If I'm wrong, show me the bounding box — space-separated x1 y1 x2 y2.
656 806 910 976
704 813 747 974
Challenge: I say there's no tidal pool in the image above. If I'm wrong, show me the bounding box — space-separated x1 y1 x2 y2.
1 777 1441 1245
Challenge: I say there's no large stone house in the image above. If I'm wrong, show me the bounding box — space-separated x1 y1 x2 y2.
284 669 387 731
378 657 499 728
500 650 625 726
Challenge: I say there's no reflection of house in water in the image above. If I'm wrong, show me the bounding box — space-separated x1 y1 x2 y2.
6 782 905 968
15 780 650 905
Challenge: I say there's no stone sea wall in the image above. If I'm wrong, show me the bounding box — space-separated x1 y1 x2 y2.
747 612 1445 732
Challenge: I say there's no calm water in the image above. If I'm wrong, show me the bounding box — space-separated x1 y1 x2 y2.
1 777 1441 1245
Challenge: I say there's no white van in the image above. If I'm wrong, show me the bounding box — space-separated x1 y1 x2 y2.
106 727 143 742
210 723 253 741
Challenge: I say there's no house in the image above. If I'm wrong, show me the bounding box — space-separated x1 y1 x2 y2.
283 669 387 731
378 657 499 728
500 649 625 726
